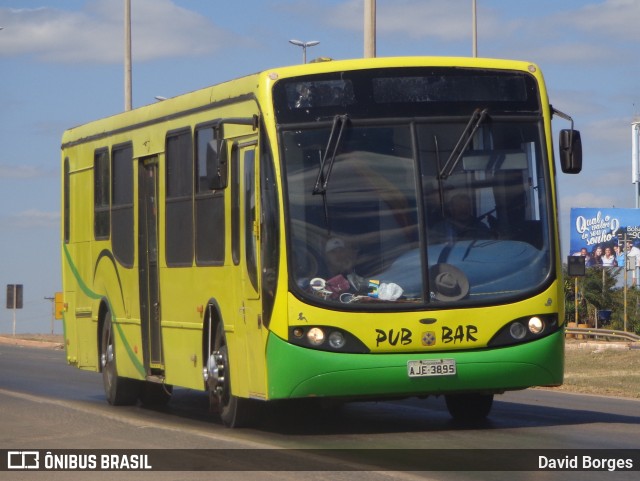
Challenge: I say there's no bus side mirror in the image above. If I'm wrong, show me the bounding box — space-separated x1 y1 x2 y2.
559 129 582 174
207 139 228 189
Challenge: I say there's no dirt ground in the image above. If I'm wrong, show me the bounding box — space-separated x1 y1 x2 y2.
0 333 64 348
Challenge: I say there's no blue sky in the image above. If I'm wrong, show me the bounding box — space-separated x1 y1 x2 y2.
1 0 639 333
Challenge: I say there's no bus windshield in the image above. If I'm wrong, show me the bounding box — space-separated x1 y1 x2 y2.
276 68 551 308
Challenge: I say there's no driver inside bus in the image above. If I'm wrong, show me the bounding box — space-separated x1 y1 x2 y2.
321 237 369 295
325 237 358 277
432 193 490 242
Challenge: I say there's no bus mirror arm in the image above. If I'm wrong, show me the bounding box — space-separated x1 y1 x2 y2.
205 115 260 190
552 107 582 174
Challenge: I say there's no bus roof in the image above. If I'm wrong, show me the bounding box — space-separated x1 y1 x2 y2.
61 56 542 149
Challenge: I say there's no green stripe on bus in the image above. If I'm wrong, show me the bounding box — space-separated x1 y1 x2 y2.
62 243 145 377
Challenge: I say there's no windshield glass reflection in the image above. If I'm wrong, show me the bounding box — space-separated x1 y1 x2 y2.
282 119 550 308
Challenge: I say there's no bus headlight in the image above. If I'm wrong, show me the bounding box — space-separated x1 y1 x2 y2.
528 316 544 334
328 331 346 349
288 326 370 353
509 322 527 340
488 314 558 347
307 327 325 346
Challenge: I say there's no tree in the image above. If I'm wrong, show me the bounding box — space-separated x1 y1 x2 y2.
563 263 640 334
562 265 621 326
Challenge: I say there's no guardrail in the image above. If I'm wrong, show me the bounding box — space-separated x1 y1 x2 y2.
565 327 640 343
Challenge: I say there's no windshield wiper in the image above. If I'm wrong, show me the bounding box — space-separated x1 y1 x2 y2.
439 108 488 179
313 114 349 195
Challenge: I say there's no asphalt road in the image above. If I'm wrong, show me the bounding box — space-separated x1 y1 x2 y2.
0 342 638 481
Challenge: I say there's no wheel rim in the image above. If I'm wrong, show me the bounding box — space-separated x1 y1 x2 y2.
101 322 115 390
206 326 232 412
211 345 230 408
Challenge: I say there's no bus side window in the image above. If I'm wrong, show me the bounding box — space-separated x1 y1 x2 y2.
64 157 70 243
165 129 194 266
111 143 134 267
196 126 215 192
94 148 110 240
195 125 225 265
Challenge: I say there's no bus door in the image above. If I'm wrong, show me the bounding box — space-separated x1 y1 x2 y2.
138 156 164 374
232 139 267 397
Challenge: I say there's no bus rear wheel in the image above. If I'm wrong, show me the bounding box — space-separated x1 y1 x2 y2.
207 323 258 428
445 393 493 422
101 311 141 406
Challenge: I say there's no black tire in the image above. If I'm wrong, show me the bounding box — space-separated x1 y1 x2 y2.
101 311 141 406
139 382 173 407
445 393 493 422
208 323 259 428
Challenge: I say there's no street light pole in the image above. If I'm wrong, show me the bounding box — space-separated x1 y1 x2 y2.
364 0 376 58
124 0 132 111
289 39 320 64
472 0 478 57
632 121 640 207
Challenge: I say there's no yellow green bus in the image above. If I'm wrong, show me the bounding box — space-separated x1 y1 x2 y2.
61 56 581 427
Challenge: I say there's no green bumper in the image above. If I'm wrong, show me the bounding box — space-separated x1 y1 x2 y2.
266 330 564 399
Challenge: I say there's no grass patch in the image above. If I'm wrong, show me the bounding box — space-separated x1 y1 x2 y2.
550 342 640 399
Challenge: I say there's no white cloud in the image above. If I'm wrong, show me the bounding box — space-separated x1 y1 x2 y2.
513 0 640 66
560 191 619 210
0 164 52 179
0 0 232 64
522 42 615 65
326 0 512 42
282 0 635 68
569 0 640 41
8 209 59 229
585 117 631 150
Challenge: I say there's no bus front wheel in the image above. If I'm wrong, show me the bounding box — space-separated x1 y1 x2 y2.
207 323 258 428
445 393 493 422
100 311 141 406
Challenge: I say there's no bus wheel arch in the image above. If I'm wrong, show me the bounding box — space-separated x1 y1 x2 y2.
203 301 258 427
96 299 110 372
202 299 222 389
99 306 141 405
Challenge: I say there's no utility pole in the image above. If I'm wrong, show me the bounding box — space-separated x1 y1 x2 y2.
632 121 640 207
124 0 132 111
472 0 478 57
364 0 376 58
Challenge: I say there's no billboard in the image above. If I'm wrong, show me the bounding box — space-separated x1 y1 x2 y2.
570 208 640 267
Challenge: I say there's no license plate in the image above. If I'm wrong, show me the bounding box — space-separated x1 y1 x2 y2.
407 359 457 378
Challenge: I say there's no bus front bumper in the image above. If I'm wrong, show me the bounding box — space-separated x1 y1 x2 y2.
265 330 564 400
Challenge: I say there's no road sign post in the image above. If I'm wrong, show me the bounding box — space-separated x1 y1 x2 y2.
6 284 23 337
